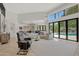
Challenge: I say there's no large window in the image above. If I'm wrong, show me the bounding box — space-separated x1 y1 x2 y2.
60 21 66 39
55 11 65 20
68 19 77 41
54 22 58 37
42 25 46 31
48 10 65 22
39 25 41 31
37 25 46 31
48 14 55 22
44 25 46 31
59 11 65 17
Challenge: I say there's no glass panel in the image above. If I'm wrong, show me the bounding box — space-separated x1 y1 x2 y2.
48 14 55 22
54 22 58 37
48 10 65 22
49 23 53 33
68 19 77 41
60 21 66 39
65 5 78 15
55 13 59 20
39 25 41 31
59 11 65 17
54 11 64 20
42 25 44 31
37 25 39 31
45 25 46 31
43 25 46 31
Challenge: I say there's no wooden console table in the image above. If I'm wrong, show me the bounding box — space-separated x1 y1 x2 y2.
0 32 10 44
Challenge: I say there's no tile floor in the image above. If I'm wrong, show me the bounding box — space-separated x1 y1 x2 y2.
0 37 79 56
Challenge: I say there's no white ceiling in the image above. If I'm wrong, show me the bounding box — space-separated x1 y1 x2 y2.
3 3 63 14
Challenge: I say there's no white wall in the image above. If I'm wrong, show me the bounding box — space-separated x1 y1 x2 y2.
5 10 19 39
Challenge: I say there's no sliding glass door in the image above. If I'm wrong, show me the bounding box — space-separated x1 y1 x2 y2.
54 22 58 37
60 21 66 39
68 19 77 41
77 18 79 42
49 18 78 42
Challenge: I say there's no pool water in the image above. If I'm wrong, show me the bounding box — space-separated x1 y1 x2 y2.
60 33 76 36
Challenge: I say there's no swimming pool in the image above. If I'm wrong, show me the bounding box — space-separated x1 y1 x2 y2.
54 33 77 36
60 33 76 36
